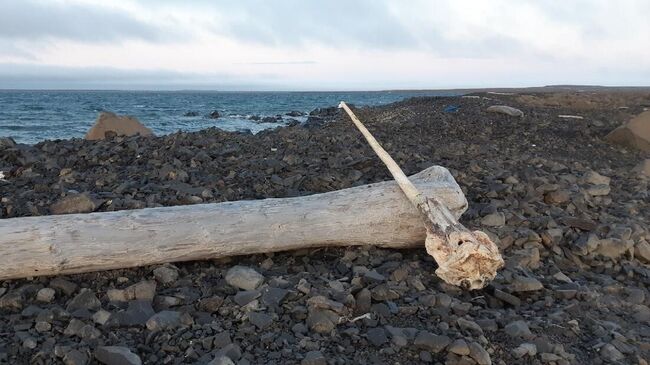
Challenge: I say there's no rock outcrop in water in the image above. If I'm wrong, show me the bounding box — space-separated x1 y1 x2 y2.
85 112 154 140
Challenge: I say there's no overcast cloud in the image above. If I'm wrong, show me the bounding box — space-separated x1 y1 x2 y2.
0 0 648 90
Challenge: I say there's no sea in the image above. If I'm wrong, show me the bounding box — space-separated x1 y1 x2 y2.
0 90 458 144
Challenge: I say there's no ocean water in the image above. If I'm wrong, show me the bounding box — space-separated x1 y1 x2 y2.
0 90 458 144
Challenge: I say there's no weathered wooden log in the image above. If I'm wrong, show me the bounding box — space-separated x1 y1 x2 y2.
0 166 467 280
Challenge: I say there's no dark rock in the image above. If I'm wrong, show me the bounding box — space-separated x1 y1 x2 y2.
301 350 326 365
225 266 264 290
183 111 199 117
50 193 98 215
249 312 273 329
152 266 179 285
145 310 193 331
261 287 289 308
207 356 235 365
306 309 337 334
0 290 23 310
63 349 89 365
354 288 372 313
234 290 260 306
414 331 450 353
0 137 17 149
198 296 224 312
95 346 142 365
366 327 388 347
504 320 532 338
509 275 543 292
448 339 470 355
108 300 155 326
209 111 220 119
66 289 101 312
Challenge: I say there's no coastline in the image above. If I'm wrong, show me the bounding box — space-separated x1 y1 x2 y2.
0 91 649 364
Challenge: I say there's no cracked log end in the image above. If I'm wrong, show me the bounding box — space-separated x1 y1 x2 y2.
425 230 504 290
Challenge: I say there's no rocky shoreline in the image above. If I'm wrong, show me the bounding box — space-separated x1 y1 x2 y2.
1 92 649 364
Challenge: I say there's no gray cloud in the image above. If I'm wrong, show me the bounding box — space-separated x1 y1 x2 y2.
211 0 419 49
166 0 525 57
0 63 282 90
0 0 170 43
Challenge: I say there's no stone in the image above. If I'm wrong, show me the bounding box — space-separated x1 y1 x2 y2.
306 309 337 334
595 238 630 260
213 331 232 348
63 349 88 365
207 356 235 365
225 266 264 291
50 278 78 295
600 343 624 362
457 317 484 335
64 318 85 336
234 290 260 306
584 171 611 185
152 266 179 285
95 346 142 365
198 296 225 312
586 184 611 196
635 240 650 263
66 289 101 312
111 281 157 302
363 269 386 283
0 290 23 310
248 312 273 329
92 310 112 325
355 288 372 313
35 321 52 332
36 288 56 302
469 342 491 365
605 110 650 152
23 337 37 349
50 193 98 215
209 111 220 119
85 111 153 141
214 343 242 361
370 283 400 301
512 343 537 358
261 287 289 308
481 212 505 227
509 275 543 292
541 353 562 362
366 327 388 347
108 300 155 326
544 190 570 205
448 339 470 355
493 288 521 307
487 105 524 117
146 311 193 331
0 137 16 149
634 159 650 178
301 351 327 365
504 320 532 338
414 331 451 353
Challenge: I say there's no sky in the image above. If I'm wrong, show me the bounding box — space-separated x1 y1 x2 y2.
0 0 648 90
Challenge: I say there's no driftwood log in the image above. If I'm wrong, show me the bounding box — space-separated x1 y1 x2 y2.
0 166 467 281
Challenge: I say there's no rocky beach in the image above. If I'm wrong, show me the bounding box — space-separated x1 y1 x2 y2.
1 91 649 365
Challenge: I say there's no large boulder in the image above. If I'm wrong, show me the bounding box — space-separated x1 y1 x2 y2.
85 112 154 140
605 111 650 152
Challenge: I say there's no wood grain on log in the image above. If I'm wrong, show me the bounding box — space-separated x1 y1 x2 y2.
0 166 466 280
